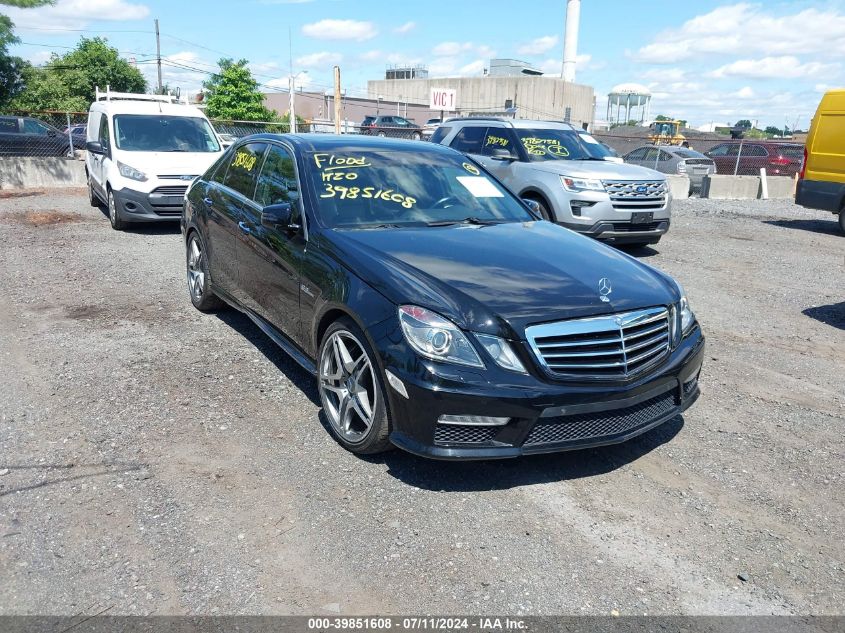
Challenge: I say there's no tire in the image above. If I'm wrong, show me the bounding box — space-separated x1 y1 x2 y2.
377 131 387 138
839 211 845 234
411 132 421 141
107 188 127 231
186 231 223 312
318 318 392 455
87 177 100 208
526 195 553 221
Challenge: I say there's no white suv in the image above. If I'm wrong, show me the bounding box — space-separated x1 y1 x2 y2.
85 88 224 230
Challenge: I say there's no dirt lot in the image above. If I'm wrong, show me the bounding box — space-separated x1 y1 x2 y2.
0 189 842 616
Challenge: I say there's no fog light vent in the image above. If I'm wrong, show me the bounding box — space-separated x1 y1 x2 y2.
437 415 510 426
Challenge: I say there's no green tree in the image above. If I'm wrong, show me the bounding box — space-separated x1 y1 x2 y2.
203 58 276 121
1 1 54 6
0 14 29 107
654 114 671 121
735 119 753 129
10 37 146 111
764 125 784 137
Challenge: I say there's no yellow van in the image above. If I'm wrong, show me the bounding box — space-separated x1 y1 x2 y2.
795 90 845 233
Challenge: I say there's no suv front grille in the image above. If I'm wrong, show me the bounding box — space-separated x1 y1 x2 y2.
526 307 671 380
603 180 667 210
525 391 676 445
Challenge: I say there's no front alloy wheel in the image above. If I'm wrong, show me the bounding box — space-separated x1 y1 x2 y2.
318 320 391 454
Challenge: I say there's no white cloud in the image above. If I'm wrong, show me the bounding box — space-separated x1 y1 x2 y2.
734 86 755 99
517 35 558 56
432 41 472 57
302 19 377 41
633 3 845 63
459 60 486 76
5 0 149 30
709 56 838 80
295 51 342 68
359 50 383 62
393 22 416 35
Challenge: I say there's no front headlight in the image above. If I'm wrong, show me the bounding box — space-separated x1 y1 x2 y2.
561 175 604 192
474 334 527 373
398 306 484 368
680 294 695 334
117 160 147 182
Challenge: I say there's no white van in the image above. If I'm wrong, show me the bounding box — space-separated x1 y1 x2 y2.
85 87 224 230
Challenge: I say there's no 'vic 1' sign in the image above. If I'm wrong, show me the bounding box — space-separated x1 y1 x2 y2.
430 88 457 111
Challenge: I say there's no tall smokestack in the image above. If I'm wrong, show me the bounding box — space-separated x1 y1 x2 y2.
561 0 581 83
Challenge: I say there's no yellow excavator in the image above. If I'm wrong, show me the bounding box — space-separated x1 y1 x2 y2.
647 119 686 145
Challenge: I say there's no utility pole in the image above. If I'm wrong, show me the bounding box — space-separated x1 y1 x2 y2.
334 66 342 134
154 19 163 94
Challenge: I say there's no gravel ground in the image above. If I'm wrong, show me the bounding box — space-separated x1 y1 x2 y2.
0 189 842 617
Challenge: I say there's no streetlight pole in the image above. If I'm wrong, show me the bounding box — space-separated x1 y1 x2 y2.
289 70 307 133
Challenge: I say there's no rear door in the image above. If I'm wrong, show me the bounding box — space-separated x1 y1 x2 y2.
89 114 110 196
205 141 267 299
22 118 62 156
237 143 306 345
0 117 20 155
476 127 521 186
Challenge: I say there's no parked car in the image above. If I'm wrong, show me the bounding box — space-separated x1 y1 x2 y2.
182 134 704 459
624 145 716 192
704 141 803 176
85 88 224 231
422 117 443 139
64 123 87 147
796 89 845 233
432 117 672 247
360 115 423 140
0 115 76 156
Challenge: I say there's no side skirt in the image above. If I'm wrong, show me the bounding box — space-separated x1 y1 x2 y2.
213 287 318 377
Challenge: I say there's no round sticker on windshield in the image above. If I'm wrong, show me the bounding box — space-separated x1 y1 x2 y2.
462 162 480 176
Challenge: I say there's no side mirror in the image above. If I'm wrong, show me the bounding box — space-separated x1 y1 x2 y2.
261 202 298 232
490 148 516 161
522 198 541 218
86 141 105 155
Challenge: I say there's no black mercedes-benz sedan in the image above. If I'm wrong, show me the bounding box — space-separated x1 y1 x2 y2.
182 134 704 460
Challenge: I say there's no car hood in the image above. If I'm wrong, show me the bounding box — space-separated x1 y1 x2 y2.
114 151 223 177
529 159 665 181
325 222 678 338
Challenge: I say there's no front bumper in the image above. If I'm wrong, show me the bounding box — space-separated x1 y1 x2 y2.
561 218 670 244
380 327 705 460
112 187 183 223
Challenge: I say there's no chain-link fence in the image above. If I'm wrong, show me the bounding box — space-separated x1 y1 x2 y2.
0 111 88 158
592 130 804 178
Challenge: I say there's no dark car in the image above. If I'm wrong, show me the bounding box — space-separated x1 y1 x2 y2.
182 134 704 460
64 123 87 146
0 115 78 156
704 141 803 176
360 115 423 140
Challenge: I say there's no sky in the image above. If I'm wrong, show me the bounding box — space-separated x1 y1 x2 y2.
5 0 845 129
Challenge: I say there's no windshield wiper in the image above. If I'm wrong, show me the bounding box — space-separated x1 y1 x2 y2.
425 217 500 227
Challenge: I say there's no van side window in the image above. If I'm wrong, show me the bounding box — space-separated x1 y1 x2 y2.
98 115 110 148
223 142 267 200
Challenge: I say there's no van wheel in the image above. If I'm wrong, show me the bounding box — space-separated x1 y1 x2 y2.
107 189 127 231
87 178 100 208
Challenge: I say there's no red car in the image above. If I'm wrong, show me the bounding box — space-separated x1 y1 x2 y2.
704 141 804 176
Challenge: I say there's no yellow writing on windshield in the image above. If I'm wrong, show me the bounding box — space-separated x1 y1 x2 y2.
232 151 257 171
313 153 374 182
462 162 480 175
321 184 417 209
521 137 570 157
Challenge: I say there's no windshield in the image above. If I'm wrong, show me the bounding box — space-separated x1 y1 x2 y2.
113 115 220 152
308 150 535 229
578 133 618 159
515 129 592 162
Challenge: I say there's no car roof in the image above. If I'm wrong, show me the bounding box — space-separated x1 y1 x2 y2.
627 144 708 157
242 133 462 156
89 99 209 118
448 117 577 131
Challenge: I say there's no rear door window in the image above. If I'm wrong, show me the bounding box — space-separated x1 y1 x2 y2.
255 144 300 209
450 126 486 154
223 142 267 200
0 118 19 133
482 128 518 158
626 148 647 161
23 119 51 135
429 126 451 144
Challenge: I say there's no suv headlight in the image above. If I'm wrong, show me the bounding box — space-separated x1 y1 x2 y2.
561 176 604 193
474 334 526 373
117 160 147 182
398 306 484 368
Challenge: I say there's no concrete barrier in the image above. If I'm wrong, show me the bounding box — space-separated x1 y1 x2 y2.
764 175 796 199
665 175 690 200
701 174 761 199
0 157 86 190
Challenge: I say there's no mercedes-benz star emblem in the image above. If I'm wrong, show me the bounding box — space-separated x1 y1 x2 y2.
598 277 612 302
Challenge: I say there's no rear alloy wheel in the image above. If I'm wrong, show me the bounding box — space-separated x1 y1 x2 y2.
412 132 421 141
186 232 222 312
377 131 387 138
318 320 391 454
107 189 126 231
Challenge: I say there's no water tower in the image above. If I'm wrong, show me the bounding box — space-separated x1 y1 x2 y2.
607 83 652 126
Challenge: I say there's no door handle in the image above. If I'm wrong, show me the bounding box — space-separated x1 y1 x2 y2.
238 221 252 235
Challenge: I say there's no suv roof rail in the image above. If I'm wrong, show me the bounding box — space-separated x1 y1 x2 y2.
447 117 577 128
95 85 184 104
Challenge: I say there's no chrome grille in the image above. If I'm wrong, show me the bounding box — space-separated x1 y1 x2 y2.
150 185 189 196
526 307 671 380
603 180 667 210
525 391 676 445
